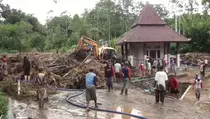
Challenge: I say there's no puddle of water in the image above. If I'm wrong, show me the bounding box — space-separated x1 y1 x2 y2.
105 106 143 119
6 98 15 119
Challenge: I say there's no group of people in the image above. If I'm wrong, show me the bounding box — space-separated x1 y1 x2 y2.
84 61 131 111
139 57 170 77
1 54 207 110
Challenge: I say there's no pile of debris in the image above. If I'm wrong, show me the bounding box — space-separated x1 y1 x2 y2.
181 52 210 66
0 51 106 94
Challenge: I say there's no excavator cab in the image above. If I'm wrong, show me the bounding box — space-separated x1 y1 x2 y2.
99 46 116 60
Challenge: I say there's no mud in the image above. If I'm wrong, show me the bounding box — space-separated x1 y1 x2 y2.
8 85 210 119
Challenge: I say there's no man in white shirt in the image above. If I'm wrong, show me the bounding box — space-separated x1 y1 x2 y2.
205 59 208 65
128 54 133 67
146 61 151 76
154 66 168 104
114 61 122 83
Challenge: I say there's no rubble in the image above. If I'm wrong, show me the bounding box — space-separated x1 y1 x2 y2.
0 51 106 98
181 52 210 66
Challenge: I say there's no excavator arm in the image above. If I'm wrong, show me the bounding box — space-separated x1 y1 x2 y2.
77 36 99 59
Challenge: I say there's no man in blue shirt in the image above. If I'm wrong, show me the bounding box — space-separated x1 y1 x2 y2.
121 62 132 95
85 68 98 111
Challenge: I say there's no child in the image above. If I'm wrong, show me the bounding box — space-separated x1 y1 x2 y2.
193 75 203 101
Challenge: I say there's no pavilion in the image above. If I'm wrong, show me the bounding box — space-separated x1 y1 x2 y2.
117 4 191 68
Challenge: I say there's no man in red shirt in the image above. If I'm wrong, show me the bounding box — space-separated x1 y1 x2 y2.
139 62 145 77
169 74 179 99
1 55 7 71
104 62 115 92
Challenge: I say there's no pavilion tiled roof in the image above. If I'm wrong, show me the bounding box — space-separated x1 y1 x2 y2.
117 4 190 45
132 4 166 27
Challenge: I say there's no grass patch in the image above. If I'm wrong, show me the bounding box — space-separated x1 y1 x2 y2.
0 89 8 119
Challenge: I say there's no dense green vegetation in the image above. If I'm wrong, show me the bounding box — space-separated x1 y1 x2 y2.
0 0 210 53
0 90 8 119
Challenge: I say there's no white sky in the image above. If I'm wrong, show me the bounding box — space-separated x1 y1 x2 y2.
2 0 202 24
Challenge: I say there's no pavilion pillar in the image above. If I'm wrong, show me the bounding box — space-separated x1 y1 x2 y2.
143 43 147 65
121 44 124 60
125 43 128 59
176 42 180 67
164 43 167 60
167 43 171 71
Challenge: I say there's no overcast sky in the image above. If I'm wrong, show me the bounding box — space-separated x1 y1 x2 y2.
3 0 202 24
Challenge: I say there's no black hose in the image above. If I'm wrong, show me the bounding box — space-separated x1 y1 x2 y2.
66 90 148 119
18 78 148 119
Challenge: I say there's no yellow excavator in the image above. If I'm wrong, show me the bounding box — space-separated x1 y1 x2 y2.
77 36 116 60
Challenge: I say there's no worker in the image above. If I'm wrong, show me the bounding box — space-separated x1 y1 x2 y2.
120 61 131 95
128 53 133 67
34 69 48 108
1 55 7 71
114 61 122 83
193 75 203 101
0 70 3 81
154 66 168 104
104 62 115 92
139 62 145 77
23 56 31 81
169 74 179 99
200 62 205 77
85 68 98 111
146 60 151 76
204 59 208 67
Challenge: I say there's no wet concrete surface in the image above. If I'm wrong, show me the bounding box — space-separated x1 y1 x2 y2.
9 82 210 119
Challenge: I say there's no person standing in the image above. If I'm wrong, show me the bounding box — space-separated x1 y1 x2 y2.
154 66 168 104
1 55 7 71
139 62 145 77
104 62 115 92
200 62 205 77
121 62 131 95
146 61 151 76
169 74 179 99
114 61 122 83
85 68 98 111
23 56 31 81
128 54 134 68
204 59 208 67
193 76 203 101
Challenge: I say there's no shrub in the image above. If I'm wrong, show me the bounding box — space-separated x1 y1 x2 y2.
0 90 8 119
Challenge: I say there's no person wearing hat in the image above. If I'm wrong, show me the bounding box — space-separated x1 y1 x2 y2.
120 61 131 95
169 74 179 99
85 68 98 111
193 74 203 101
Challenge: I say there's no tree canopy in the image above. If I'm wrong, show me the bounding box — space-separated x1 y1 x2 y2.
0 0 210 53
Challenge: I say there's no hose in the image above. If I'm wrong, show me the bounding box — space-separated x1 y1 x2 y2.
16 78 148 119
66 90 148 119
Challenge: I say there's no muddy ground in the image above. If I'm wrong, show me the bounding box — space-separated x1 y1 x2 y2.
2 53 210 119
10 81 210 119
